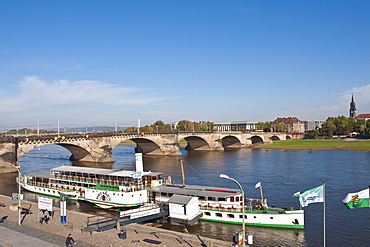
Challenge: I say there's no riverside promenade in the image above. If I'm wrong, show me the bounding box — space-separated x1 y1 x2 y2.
0 195 232 247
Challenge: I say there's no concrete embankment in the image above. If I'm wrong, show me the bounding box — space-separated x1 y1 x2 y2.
0 195 232 247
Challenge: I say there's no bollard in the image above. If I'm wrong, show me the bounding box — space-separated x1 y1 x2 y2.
119 230 127 239
248 235 253 245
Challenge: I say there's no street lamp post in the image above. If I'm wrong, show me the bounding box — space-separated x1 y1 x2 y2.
220 174 245 247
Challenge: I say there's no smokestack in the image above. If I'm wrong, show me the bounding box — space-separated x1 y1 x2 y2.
135 153 143 173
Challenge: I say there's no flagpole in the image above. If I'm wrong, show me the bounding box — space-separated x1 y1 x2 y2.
323 182 326 247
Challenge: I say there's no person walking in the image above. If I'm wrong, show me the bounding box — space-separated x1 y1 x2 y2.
65 233 76 247
43 209 50 224
38 209 44 224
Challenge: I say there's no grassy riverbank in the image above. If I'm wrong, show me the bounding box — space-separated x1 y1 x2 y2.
255 139 370 151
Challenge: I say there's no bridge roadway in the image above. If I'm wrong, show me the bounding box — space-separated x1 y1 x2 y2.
0 131 304 164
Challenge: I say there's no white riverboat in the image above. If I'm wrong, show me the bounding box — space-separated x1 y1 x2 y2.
19 156 163 209
19 154 304 228
149 183 304 229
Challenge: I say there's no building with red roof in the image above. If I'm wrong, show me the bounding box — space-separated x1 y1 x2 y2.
354 114 370 121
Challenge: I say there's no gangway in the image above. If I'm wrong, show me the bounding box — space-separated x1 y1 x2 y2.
82 204 168 233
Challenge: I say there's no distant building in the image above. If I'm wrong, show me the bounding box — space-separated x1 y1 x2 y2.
354 114 370 121
213 121 257 131
271 117 305 133
304 120 324 131
349 94 357 118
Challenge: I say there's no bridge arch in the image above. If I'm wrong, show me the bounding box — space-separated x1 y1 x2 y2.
270 136 281 141
130 138 164 155
183 136 210 151
58 143 95 162
251 136 264 144
221 136 241 148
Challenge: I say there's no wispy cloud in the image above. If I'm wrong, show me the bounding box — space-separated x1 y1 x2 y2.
0 76 174 127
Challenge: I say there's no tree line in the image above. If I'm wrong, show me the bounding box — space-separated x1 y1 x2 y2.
256 116 370 139
123 120 213 132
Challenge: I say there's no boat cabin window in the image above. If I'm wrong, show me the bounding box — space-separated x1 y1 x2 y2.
215 213 222 217
218 197 226 202
227 214 234 218
204 212 211 216
198 196 205 200
239 215 247 219
236 197 240 202
230 197 235 202
208 197 215 201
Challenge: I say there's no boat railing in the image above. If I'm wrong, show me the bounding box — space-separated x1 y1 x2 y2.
199 204 253 213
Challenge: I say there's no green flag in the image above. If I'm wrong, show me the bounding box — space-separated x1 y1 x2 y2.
342 188 370 209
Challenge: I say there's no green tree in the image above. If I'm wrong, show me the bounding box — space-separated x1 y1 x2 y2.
124 126 137 132
307 129 320 139
151 120 165 132
177 120 193 131
141 125 154 132
257 122 271 131
321 120 336 138
163 124 172 132
365 120 370 138
274 123 286 132
354 119 366 132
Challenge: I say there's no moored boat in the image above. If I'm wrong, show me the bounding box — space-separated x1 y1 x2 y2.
19 155 163 209
149 183 304 229
19 153 304 228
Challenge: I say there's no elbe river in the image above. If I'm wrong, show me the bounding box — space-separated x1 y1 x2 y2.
1 144 369 246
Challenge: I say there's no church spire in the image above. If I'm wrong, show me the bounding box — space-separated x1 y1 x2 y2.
349 94 357 118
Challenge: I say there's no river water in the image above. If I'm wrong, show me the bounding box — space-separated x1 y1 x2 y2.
1 144 369 246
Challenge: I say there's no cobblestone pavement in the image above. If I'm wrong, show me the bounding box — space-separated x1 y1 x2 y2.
0 195 232 247
0 224 60 247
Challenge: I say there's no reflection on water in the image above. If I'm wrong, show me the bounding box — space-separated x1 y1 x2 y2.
160 220 305 246
1 144 369 246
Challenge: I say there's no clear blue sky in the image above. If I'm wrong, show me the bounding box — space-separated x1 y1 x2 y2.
0 1 369 130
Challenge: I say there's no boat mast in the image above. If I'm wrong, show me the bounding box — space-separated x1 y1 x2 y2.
180 159 185 186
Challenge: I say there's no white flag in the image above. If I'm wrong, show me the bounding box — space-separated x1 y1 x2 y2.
255 181 261 189
299 185 324 207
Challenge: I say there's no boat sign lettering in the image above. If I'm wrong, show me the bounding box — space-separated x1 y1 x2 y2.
96 191 111 201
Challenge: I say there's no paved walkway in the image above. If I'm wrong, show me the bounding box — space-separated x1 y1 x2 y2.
0 195 232 247
0 224 60 247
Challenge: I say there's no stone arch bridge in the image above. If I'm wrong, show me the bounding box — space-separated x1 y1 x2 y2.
0 131 304 164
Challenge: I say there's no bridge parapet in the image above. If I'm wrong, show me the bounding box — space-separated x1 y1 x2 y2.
0 131 304 164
